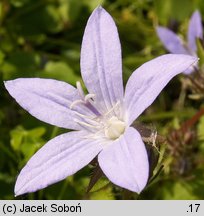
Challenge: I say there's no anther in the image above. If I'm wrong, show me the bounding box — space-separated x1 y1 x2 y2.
85 94 95 102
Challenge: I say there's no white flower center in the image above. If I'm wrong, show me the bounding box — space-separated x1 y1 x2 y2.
70 81 126 140
104 116 126 140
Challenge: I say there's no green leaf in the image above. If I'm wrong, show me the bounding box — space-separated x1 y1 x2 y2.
161 181 198 199
0 50 5 65
83 0 105 11
10 0 31 8
89 184 114 200
196 39 204 68
10 126 25 151
2 51 40 80
155 0 194 24
197 116 204 140
89 176 110 193
28 127 46 138
197 116 204 152
10 126 46 162
42 61 80 85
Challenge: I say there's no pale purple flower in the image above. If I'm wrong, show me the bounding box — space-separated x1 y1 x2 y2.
5 7 198 196
156 10 203 74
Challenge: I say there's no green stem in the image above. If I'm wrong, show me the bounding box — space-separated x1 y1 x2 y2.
139 110 195 122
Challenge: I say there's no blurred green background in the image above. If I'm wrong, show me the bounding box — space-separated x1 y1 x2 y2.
1 0 204 200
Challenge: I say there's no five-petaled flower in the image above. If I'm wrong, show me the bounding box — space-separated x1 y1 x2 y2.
156 10 203 74
5 7 198 196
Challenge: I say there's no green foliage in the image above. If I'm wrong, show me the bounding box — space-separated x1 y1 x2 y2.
42 61 81 85
196 39 204 68
0 0 204 200
154 0 194 24
10 126 45 162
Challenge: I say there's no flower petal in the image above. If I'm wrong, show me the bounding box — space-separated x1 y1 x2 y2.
188 10 203 52
156 26 189 54
4 78 92 130
125 54 198 125
98 127 149 193
80 7 123 112
15 131 105 196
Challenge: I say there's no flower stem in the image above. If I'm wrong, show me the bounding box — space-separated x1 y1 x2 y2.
180 107 204 133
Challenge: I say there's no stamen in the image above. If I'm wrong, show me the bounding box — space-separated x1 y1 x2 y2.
74 111 101 126
104 101 120 117
71 82 126 138
74 111 95 120
85 102 101 116
76 81 85 98
71 81 101 116
74 119 101 129
70 99 84 109
82 133 102 140
82 129 106 140
85 94 95 102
